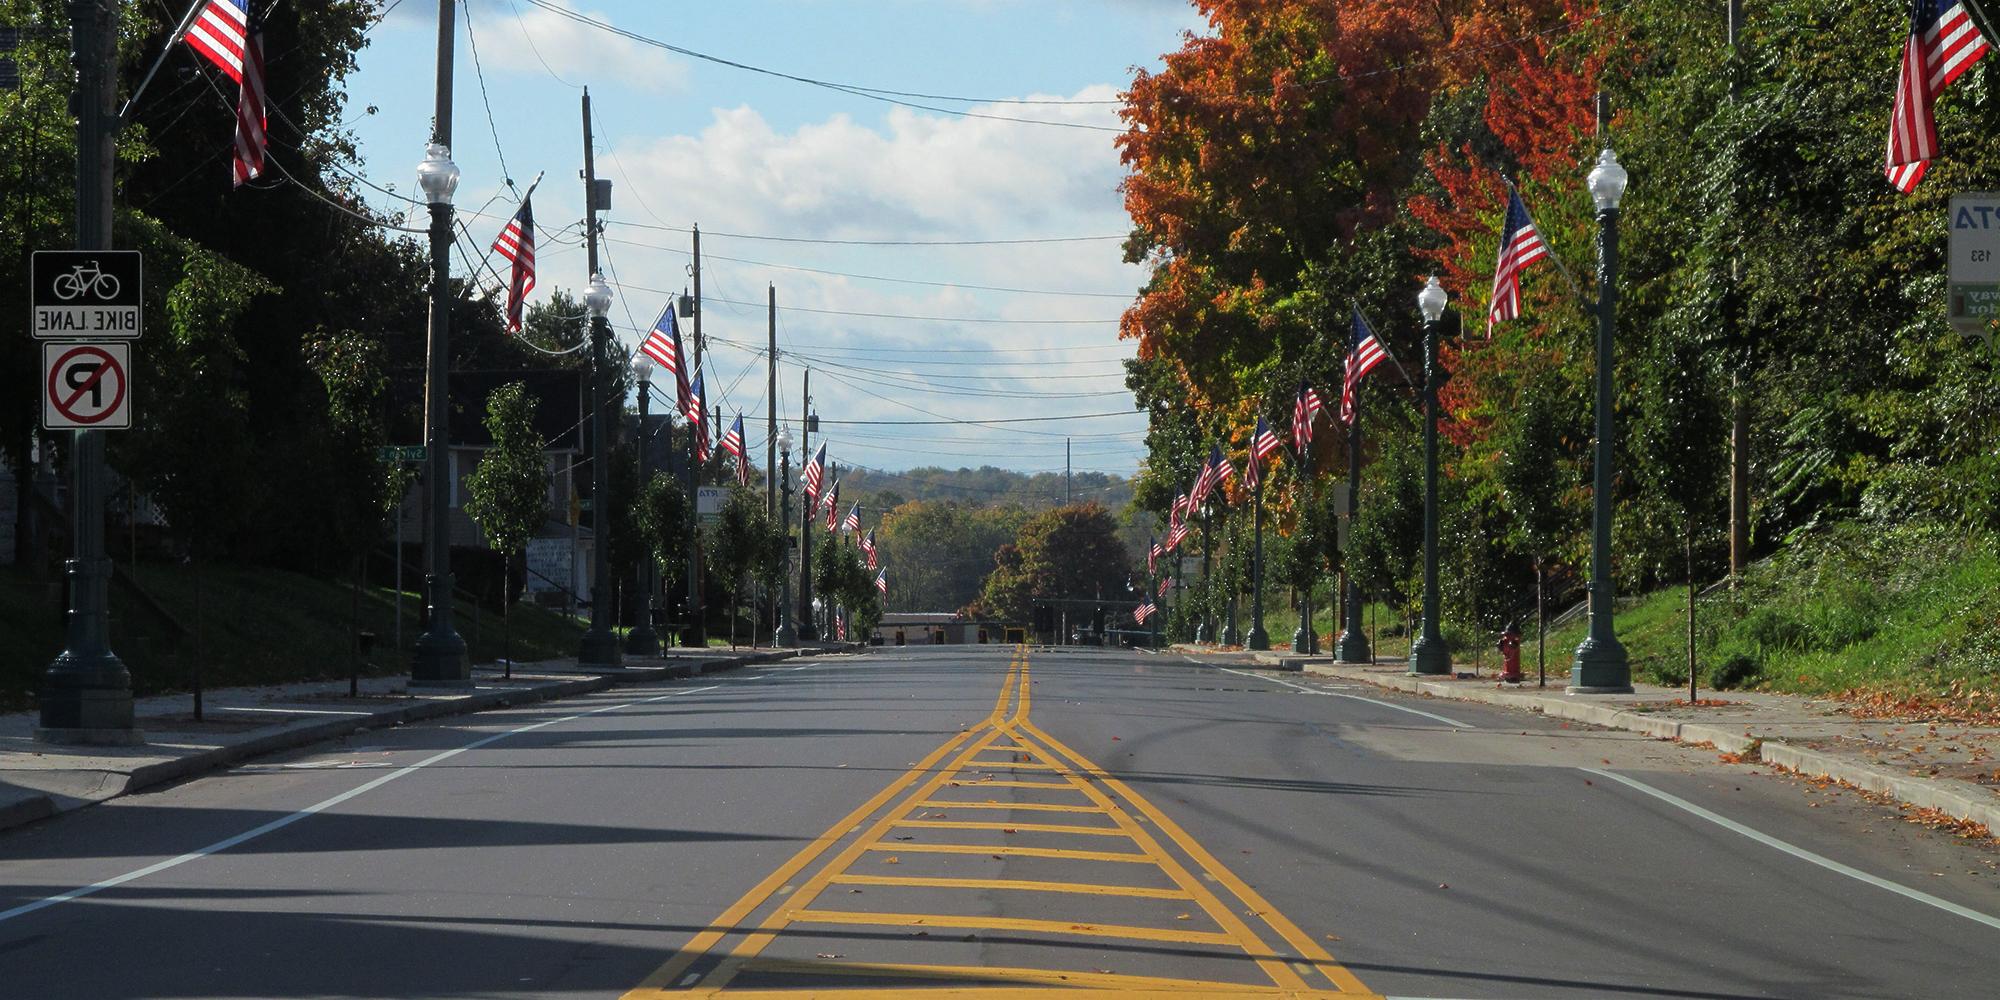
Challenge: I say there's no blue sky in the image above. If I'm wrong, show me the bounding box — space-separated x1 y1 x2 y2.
341 0 1205 480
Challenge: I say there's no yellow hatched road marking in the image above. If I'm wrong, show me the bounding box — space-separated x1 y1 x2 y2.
910 799 1102 813
676 988 1350 998
730 956 1278 992
892 818 1125 836
863 842 1154 863
788 909 1237 946
1021 719 1376 996
942 778 1075 790
826 873 1193 900
621 653 1379 998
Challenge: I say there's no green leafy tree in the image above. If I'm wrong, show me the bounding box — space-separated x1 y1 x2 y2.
1494 376 1585 683
463 383 549 672
973 503 1132 623
1635 332 1729 698
877 500 1027 613
638 472 691 624
707 486 776 647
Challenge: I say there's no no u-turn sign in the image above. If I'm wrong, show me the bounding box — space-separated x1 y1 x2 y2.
43 342 131 430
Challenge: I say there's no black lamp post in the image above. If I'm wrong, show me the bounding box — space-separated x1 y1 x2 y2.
1408 276 1453 676
625 350 660 657
1194 504 1213 644
1247 486 1270 651
578 274 623 668
1570 147 1634 694
410 143 470 688
775 427 797 647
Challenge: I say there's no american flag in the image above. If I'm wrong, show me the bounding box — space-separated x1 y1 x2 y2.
1158 576 1172 597
1206 443 1236 500
492 196 535 333
824 481 842 532
1343 308 1389 425
803 444 826 507
230 26 266 189
640 307 692 413
1133 602 1156 625
719 414 747 485
875 568 888 596
1294 382 1322 454
185 1 252 83
1190 455 1217 509
1148 541 1161 574
687 371 709 462
841 502 861 533
1246 416 1282 490
862 528 878 569
1888 1 1990 193
1166 516 1191 551
836 615 847 641
1489 191 1549 333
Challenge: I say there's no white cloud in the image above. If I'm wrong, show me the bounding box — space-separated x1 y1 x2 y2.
463 0 688 94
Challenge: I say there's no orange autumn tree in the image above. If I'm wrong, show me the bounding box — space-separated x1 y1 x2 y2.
1407 0 1613 453
1117 0 1447 425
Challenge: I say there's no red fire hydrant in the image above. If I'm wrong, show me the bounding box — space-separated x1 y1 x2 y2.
1497 623 1524 684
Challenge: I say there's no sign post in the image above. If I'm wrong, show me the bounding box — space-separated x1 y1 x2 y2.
1948 193 2000 350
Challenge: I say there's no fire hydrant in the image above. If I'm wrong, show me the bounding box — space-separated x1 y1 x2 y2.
1497 622 1524 684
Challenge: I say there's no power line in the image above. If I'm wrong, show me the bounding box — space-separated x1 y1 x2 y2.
603 232 1135 299
816 410 1143 427
613 219 1126 248
512 0 1125 133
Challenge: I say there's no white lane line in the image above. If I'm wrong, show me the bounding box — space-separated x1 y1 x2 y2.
0 683 722 925
1218 667 1473 729
1582 768 2000 932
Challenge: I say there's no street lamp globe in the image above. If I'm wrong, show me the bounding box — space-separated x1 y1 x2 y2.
584 274 614 318
1588 148 1629 211
629 349 654 381
415 143 459 206
776 426 794 455
1418 275 1449 322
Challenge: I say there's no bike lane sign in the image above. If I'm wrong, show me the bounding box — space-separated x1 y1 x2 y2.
43 343 131 430
32 250 142 339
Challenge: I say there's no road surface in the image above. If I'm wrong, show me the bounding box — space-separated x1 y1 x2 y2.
2 645 1996 998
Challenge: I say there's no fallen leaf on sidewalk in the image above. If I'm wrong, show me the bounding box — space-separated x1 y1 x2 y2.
884 856 900 864
1323 933 1341 941
815 953 844 959
1174 913 1191 920
1438 883 1450 889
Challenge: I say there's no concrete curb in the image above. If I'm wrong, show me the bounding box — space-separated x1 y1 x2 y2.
1196 654 1999 833
2 646 847 835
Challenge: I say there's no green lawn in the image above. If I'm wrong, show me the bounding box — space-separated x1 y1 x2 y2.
1 561 585 709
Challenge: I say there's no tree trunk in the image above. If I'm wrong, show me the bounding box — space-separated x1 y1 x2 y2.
1730 377 1749 588
193 554 205 722
1535 559 1547 689
503 559 512 680
351 555 362 698
1687 507 1698 703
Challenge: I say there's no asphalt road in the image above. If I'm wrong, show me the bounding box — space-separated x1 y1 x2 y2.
2 645 1997 999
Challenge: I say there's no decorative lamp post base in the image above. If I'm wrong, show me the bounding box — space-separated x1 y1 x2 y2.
1568 635 1633 694
1193 622 1210 644
579 629 624 670
411 574 471 687
1291 625 1311 654
1334 629 1371 665
1220 623 1239 646
1246 625 1269 651
1407 630 1451 676
625 616 661 657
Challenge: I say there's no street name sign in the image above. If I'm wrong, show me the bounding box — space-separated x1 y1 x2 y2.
32 250 142 340
376 445 427 463
698 486 726 528
43 342 131 430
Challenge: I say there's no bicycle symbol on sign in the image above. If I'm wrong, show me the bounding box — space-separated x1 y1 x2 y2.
51 261 121 302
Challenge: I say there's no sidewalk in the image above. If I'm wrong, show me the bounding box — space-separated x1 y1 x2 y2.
0 644 853 834
1172 645 2000 835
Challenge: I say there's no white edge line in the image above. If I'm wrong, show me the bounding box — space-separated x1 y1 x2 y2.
1582 767 2000 933
0 682 724 925
1218 667 1473 730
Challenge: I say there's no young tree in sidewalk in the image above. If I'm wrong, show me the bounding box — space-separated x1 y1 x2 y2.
707 486 775 649
1494 374 1585 687
637 473 690 632
1635 332 1728 701
463 383 548 678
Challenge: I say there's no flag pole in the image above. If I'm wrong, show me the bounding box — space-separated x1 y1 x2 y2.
1963 0 2000 51
119 0 211 126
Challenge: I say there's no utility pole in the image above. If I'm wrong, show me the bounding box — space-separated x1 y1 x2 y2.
796 368 816 641
1065 439 1071 505
38 0 134 742
683 225 707 647
409 0 469 689
577 89 621 669
767 284 778 517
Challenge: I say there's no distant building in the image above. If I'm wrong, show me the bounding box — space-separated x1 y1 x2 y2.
872 612 1024 646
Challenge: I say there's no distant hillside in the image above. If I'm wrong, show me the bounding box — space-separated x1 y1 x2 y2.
841 466 1131 514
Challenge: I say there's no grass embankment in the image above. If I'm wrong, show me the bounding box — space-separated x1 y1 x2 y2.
0 561 585 710
1540 521 2000 718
